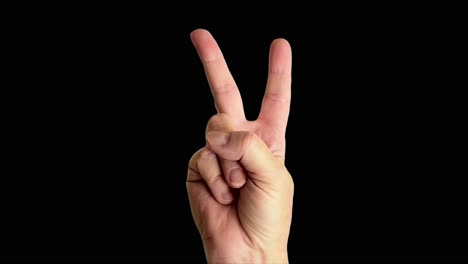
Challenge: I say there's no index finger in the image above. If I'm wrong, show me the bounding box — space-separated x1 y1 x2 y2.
190 29 245 120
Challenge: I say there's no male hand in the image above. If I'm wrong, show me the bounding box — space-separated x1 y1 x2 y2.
187 29 294 263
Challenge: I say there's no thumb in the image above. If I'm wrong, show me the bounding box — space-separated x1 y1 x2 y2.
206 131 285 183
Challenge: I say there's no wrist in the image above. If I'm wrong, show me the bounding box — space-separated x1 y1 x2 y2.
205 247 288 264
260 250 289 264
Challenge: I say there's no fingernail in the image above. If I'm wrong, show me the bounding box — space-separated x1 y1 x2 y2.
207 131 230 146
222 190 233 201
230 168 245 187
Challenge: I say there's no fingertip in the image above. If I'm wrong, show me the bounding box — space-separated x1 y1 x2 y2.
229 168 246 188
271 38 291 50
190 28 221 62
220 190 234 204
190 28 212 41
269 38 292 75
190 28 204 36
190 29 202 44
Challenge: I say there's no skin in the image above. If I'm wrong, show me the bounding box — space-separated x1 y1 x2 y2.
187 29 294 263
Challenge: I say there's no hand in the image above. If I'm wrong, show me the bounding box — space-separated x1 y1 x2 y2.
187 29 294 263
190 28 292 188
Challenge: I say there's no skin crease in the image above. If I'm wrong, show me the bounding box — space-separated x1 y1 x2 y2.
187 29 294 263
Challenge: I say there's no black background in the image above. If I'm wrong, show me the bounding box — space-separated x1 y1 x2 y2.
2 3 466 262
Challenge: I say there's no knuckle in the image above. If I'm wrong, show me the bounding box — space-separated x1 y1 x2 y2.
289 176 295 190
197 149 217 170
189 147 216 171
199 148 216 160
206 173 223 186
264 92 291 104
188 148 202 170
213 82 237 96
283 170 294 191
206 113 231 132
207 114 221 125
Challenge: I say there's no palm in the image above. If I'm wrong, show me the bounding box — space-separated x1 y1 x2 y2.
188 29 292 256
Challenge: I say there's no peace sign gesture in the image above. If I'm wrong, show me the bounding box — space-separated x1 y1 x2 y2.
187 29 294 263
192 28 291 185
192 28 291 129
